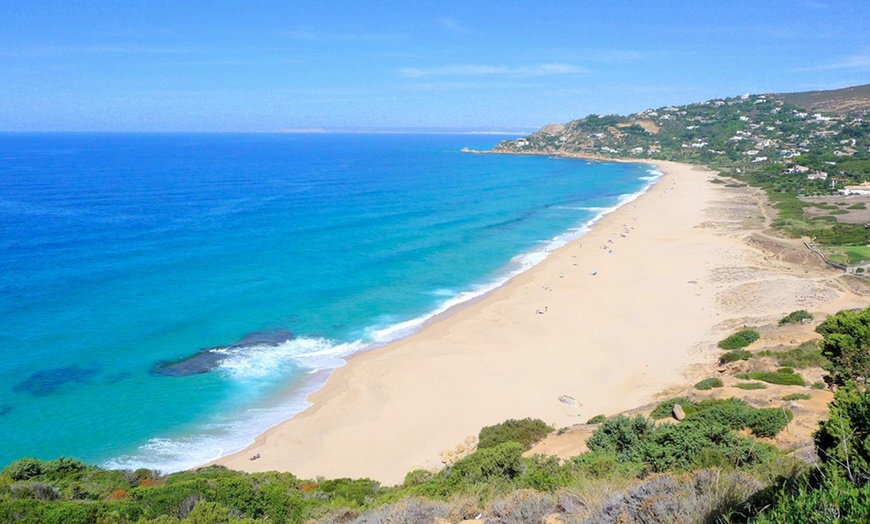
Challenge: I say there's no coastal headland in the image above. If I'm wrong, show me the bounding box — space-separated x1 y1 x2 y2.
215 159 868 484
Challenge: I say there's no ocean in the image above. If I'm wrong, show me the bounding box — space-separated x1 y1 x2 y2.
0 133 658 471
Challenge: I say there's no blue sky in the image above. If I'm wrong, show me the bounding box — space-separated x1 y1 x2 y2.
2 0 869 132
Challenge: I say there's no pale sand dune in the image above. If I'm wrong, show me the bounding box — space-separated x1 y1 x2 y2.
214 160 865 484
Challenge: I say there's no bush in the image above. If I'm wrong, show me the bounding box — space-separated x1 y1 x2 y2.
718 329 760 349
478 418 552 450
814 385 870 482
736 371 805 386
450 442 525 484
811 381 827 390
650 397 697 420
586 416 655 462
779 310 813 325
720 349 751 364
737 382 768 390
695 378 724 390
586 414 607 424
782 393 811 401
758 341 828 368
748 408 794 438
816 306 870 386
3 459 45 481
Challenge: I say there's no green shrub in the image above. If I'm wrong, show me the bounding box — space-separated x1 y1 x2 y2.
736 371 805 386
585 416 655 462
737 382 768 390
816 306 870 386
586 414 607 425
748 408 794 438
782 393 811 401
650 397 697 420
779 310 813 325
478 418 552 450
720 349 752 364
318 478 380 506
811 381 827 390
759 341 827 369
814 385 870 482
718 329 760 349
695 378 724 390
450 442 525 484
3 459 45 481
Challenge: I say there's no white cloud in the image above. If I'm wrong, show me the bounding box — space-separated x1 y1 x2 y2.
801 54 870 71
400 63 590 78
436 18 469 34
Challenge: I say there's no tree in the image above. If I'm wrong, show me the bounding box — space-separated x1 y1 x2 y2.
816 307 870 386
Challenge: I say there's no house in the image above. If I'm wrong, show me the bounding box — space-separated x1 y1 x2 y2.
839 182 870 195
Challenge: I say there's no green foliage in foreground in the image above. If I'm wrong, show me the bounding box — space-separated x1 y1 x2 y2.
717 329 760 349
477 418 552 451
779 309 813 325
816 306 870 386
694 377 724 390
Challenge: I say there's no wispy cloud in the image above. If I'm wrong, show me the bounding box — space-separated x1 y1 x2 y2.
436 17 469 34
800 54 870 71
400 63 590 78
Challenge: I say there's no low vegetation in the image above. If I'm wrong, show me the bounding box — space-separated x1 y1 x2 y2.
737 382 768 390
717 329 760 350
694 377 724 390
477 418 552 451
758 340 827 369
720 349 752 364
585 414 607 425
782 393 811 401
736 369 806 386
778 309 813 325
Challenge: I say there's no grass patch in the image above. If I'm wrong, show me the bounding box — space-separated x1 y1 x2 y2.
695 378 724 390
820 245 870 265
720 349 752 364
829 209 848 215
586 414 607 425
782 393 811 401
737 382 768 390
717 329 760 350
848 203 867 210
778 310 813 326
758 340 827 369
811 381 827 390
736 370 806 386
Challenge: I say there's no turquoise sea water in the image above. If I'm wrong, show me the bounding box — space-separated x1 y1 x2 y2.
0 133 658 471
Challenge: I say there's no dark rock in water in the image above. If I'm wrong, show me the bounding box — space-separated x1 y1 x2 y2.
153 349 228 377
12 366 94 397
232 329 294 348
153 329 293 377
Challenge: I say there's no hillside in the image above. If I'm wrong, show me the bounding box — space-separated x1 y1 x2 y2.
777 83 870 115
491 83 870 258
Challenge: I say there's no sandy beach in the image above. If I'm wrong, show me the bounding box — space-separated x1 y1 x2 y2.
215 160 867 484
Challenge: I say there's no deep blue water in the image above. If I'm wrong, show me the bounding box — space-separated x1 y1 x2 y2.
0 133 657 470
